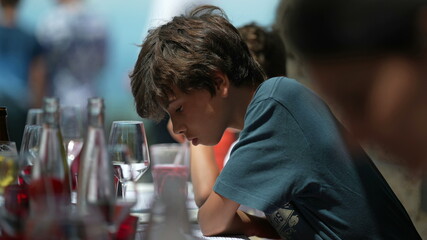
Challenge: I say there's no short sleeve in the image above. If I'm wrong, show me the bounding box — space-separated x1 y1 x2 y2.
214 97 313 214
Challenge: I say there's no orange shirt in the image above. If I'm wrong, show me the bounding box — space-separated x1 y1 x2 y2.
213 129 237 170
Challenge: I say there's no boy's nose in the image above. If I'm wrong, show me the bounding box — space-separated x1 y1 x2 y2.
172 121 186 136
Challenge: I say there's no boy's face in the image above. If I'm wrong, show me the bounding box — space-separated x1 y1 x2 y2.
166 86 229 146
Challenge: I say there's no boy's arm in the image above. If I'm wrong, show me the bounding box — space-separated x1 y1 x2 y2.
190 144 219 207
198 191 280 239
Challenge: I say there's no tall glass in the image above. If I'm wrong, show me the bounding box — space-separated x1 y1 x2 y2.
19 125 42 185
150 143 189 197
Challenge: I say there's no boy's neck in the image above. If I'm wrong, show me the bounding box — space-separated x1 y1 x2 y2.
227 85 257 130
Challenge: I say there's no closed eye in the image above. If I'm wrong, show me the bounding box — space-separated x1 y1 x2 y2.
176 105 183 113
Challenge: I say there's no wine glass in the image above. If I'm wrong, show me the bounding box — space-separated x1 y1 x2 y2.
108 121 149 232
18 108 43 186
19 125 42 185
108 121 150 198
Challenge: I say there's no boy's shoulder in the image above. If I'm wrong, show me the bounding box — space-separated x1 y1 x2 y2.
254 77 312 102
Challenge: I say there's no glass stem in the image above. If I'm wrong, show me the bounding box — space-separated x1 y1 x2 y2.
121 182 127 198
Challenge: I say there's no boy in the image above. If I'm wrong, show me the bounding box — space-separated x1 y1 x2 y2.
130 5 420 239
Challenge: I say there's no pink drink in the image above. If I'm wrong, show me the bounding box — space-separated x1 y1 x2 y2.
152 164 188 196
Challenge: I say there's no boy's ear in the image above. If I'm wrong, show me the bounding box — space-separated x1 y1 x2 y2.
213 71 230 97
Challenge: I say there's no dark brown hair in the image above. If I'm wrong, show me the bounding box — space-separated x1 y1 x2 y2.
130 5 266 120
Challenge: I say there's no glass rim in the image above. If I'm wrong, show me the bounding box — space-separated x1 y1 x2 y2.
111 120 144 125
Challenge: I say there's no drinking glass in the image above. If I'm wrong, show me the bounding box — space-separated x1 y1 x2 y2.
108 144 141 235
18 108 43 186
108 121 150 197
19 125 42 185
25 108 43 125
150 143 189 197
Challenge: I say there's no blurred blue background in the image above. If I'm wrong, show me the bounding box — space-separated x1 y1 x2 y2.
13 0 280 141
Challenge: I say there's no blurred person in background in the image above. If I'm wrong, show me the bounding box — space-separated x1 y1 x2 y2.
279 0 427 236
36 0 107 107
238 22 287 80
131 5 420 239
0 0 45 147
280 0 427 172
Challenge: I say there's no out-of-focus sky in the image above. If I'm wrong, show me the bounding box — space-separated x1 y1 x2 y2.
16 0 280 122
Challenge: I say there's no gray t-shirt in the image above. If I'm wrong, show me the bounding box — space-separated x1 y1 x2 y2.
214 77 420 240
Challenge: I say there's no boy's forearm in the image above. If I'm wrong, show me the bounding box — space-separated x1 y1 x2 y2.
198 192 280 239
190 144 219 207
197 192 242 236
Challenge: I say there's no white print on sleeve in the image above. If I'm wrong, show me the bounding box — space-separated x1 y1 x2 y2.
267 203 299 240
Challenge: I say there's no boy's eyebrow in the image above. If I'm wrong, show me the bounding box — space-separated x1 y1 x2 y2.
165 98 177 110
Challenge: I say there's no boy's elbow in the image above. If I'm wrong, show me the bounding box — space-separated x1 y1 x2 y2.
193 186 213 208
194 193 209 208
198 212 228 236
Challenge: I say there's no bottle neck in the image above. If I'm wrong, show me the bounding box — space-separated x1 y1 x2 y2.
0 116 10 141
88 111 104 129
42 98 60 128
87 98 105 128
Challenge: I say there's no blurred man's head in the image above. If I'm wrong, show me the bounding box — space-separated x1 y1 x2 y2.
238 23 287 78
0 0 19 8
279 0 427 170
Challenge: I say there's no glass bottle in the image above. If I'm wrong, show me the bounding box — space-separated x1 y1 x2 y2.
0 106 10 141
28 97 71 210
144 179 198 240
77 97 115 225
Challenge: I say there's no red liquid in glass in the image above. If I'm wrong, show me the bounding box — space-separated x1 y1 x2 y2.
115 215 138 240
4 184 30 218
28 177 71 206
152 165 188 196
2 184 30 240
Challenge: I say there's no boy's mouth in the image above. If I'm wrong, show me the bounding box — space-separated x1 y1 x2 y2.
190 138 199 146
